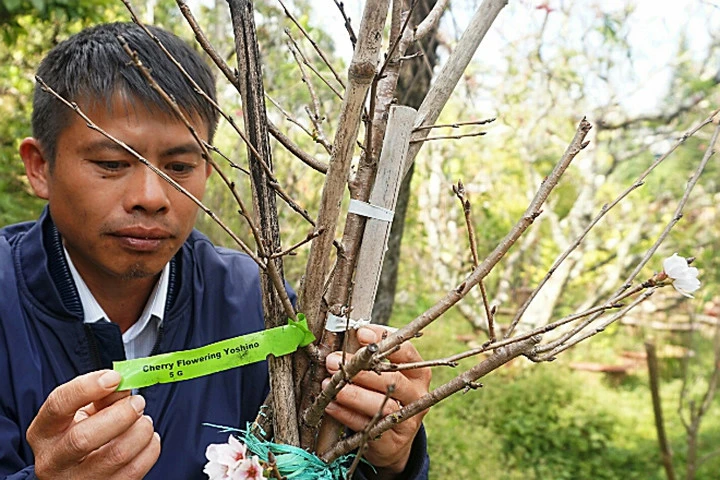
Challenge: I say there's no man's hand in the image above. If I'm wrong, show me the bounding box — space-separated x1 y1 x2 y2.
324 325 431 475
26 370 161 480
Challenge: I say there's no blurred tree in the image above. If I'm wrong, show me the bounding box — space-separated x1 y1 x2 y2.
0 0 120 225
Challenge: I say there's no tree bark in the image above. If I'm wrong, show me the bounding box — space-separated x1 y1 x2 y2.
373 0 441 325
645 341 676 480
228 0 298 446
299 0 390 338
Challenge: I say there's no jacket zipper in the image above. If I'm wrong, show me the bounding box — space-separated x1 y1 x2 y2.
150 324 164 356
83 324 104 370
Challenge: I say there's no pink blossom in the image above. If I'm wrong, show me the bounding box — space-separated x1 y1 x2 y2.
231 456 265 480
204 435 254 480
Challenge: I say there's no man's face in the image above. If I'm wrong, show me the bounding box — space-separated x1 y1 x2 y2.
35 95 211 285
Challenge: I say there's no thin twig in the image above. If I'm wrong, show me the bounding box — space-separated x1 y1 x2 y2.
269 228 324 259
304 103 334 154
266 94 316 141
399 51 424 62
267 121 329 173
203 142 250 174
333 0 358 48
506 109 720 339
453 180 495 341
284 30 326 123
323 336 540 463
375 301 625 372
409 131 487 143
176 0 328 174
285 29 344 100
176 0 240 90
532 289 657 361
413 117 496 131
277 0 346 90
377 0 419 80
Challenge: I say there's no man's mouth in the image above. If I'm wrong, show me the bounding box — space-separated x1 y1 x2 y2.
110 227 173 252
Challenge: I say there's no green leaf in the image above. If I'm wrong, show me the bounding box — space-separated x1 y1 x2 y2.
3 0 23 13
29 0 44 12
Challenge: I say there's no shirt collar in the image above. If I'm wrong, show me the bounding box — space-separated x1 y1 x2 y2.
62 246 169 341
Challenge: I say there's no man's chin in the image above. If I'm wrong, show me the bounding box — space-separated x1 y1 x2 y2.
120 263 162 280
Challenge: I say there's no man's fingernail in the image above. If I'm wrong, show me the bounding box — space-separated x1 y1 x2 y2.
357 327 376 344
327 353 341 370
98 370 121 389
74 410 90 422
144 414 154 425
322 378 330 389
325 401 338 412
153 432 161 443
130 395 146 414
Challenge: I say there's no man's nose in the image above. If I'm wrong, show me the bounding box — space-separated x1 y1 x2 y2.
125 164 170 214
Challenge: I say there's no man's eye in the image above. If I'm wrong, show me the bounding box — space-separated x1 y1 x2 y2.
93 161 127 171
167 163 195 174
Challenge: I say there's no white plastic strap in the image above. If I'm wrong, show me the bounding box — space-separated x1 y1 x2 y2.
325 313 371 333
348 199 394 222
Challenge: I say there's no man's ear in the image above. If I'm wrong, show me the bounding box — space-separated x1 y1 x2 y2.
19 138 50 200
205 159 213 179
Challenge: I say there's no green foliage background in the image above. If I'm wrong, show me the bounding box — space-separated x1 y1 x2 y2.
0 0 120 224
397 299 720 479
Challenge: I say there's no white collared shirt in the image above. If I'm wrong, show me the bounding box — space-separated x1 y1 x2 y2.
63 247 169 360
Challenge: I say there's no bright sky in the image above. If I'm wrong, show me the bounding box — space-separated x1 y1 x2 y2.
186 0 719 116
318 0 720 116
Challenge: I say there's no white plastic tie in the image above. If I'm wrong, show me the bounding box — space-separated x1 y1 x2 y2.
325 313 371 333
348 199 394 222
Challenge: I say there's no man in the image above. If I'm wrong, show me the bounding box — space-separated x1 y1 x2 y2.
0 22 430 479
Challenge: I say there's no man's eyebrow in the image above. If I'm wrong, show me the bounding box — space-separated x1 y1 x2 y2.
79 139 133 156
162 143 204 157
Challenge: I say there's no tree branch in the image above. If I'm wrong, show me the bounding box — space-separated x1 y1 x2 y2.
300 0 390 338
322 336 540 462
404 0 508 176
645 340 677 480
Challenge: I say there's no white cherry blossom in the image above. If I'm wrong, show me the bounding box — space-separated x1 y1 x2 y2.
662 253 701 298
204 435 256 480
232 456 265 480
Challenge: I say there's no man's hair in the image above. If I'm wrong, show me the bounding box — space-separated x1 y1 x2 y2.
32 22 218 164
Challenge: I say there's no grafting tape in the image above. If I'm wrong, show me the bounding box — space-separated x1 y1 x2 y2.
348 199 394 222
325 313 371 333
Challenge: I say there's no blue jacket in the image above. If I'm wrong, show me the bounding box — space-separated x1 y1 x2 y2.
0 209 429 479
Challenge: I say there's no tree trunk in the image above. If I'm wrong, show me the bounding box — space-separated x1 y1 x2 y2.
373 0 441 325
227 0 298 446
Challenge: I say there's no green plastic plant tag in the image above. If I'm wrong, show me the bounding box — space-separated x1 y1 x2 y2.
113 315 315 390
